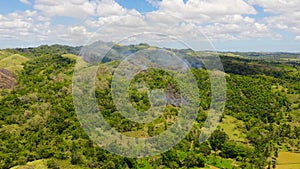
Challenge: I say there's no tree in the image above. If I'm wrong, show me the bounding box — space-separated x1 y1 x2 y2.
47 159 60 169
196 141 211 156
71 152 83 165
185 152 205 168
209 130 229 151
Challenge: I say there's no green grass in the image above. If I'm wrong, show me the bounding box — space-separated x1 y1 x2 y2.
271 85 288 93
62 54 80 60
11 159 47 169
0 51 12 60
206 155 234 169
62 54 88 69
219 115 247 143
123 130 149 138
223 53 244 58
202 165 220 169
0 54 29 73
11 159 89 169
287 94 300 104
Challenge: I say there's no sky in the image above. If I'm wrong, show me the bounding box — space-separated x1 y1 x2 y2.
0 0 300 52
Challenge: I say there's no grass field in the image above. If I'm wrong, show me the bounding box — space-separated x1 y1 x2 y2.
0 51 12 60
206 155 235 169
219 115 247 143
62 54 88 69
276 152 300 169
0 54 29 73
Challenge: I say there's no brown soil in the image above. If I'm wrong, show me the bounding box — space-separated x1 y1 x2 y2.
0 68 16 90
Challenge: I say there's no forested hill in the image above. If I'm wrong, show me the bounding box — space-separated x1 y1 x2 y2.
0 44 299 169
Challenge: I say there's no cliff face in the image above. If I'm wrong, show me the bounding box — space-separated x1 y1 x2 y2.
0 68 16 90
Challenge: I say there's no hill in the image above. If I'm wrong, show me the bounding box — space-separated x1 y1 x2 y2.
0 44 299 169
0 54 29 73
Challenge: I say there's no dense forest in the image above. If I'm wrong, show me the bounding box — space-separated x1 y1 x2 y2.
0 44 299 169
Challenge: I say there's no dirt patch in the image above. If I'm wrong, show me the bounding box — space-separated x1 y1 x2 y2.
0 68 16 90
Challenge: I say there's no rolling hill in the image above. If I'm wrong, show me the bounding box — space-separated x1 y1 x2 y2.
0 44 299 169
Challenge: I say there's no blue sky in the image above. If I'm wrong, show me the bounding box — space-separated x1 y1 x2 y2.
115 0 158 13
0 0 300 52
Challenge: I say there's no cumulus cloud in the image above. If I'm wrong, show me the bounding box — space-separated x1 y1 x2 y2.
0 10 52 48
146 0 162 7
96 0 139 17
20 0 31 5
249 0 300 40
85 0 273 44
49 25 93 45
145 0 268 41
160 0 256 17
249 0 300 13
34 0 97 18
0 9 94 48
1 0 299 49
0 10 47 38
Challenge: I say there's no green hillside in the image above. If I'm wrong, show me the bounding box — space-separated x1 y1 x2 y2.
0 54 29 73
0 51 12 60
0 44 299 169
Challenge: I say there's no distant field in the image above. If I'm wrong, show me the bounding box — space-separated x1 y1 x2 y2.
276 152 300 169
219 115 247 143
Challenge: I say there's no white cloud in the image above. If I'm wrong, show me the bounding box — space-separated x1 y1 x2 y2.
96 0 126 17
96 0 139 17
0 11 43 36
67 0 277 50
141 0 271 41
249 0 300 13
146 0 162 7
2 0 298 49
249 0 300 40
34 0 97 18
20 0 31 5
0 10 53 48
0 9 95 48
157 0 256 21
50 25 93 45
